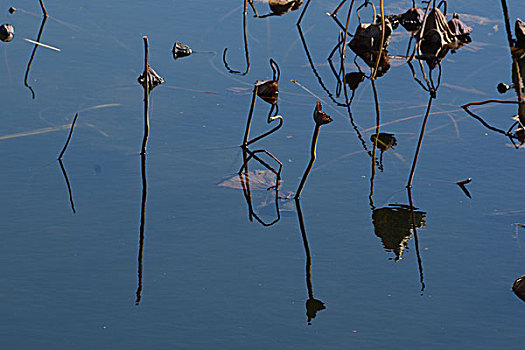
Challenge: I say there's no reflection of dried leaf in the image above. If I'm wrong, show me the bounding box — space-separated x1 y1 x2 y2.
219 170 280 191
269 0 302 15
306 298 325 324
399 7 424 33
371 133 397 152
344 72 365 91
456 178 472 199
513 275 525 302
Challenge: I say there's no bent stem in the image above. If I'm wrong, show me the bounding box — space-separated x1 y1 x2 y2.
58 113 79 160
242 85 259 146
295 124 320 199
58 159 76 214
39 0 48 17
223 0 250 75
24 16 47 99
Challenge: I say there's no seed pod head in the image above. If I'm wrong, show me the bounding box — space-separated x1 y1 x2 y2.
172 42 192 60
137 66 165 90
344 72 366 91
0 24 14 42
313 101 333 126
448 13 473 43
497 82 513 94
256 80 279 105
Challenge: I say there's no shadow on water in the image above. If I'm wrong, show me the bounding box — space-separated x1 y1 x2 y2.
295 198 326 325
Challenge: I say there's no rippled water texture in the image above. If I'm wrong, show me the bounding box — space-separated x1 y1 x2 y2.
1 0 525 349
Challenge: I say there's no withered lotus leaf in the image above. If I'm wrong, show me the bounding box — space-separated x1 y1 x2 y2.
448 13 473 43
313 101 333 126
513 275 525 302
172 41 192 60
256 80 279 104
137 66 165 90
0 23 14 42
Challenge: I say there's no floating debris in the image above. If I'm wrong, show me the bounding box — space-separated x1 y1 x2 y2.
0 23 14 42
172 41 192 60
137 66 165 90
456 178 472 199
344 72 366 91
8 7 16 14
513 275 525 302
23 38 61 51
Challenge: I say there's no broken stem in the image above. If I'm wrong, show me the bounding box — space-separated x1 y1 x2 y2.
57 113 79 160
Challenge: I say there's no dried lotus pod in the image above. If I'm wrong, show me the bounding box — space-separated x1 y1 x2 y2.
448 13 472 43
137 66 165 90
313 101 332 125
399 7 425 33
516 19 525 48
0 23 14 42
256 80 279 104
513 275 525 302
344 72 366 91
172 41 192 60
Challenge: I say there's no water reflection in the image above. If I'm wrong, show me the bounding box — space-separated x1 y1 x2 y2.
295 198 326 325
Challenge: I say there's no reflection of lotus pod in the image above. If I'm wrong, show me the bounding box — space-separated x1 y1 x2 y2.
269 0 303 15
313 101 333 126
371 133 397 152
256 80 279 104
344 72 365 91
0 24 14 42
399 7 425 33
513 275 525 302
372 205 426 261
448 13 472 43
516 19 525 48
172 42 192 60
306 298 326 324
137 66 165 90
349 20 392 76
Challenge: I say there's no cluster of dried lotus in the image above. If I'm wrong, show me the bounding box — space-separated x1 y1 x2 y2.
348 4 473 75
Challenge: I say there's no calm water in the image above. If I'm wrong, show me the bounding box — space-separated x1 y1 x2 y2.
1 0 525 348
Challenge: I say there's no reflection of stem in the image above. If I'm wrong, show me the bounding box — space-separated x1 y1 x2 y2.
243 85 259 147
238 147 282 226
407 187 425 293
24 16 47 99
295 199 313 300
58 159 76 214
461 99 518 137
407 96 433 188
136 152 148 305
296 0 312 26
57 113 79 160
369 79 381 204
141 37 150 155
371 0 385 80
295 124 320 199
223 0 250 75
296 24 349 107
39 0 49 17
500 0 514 49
